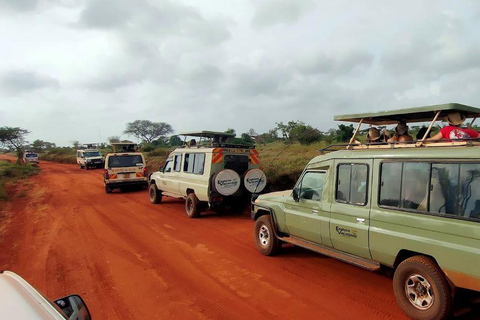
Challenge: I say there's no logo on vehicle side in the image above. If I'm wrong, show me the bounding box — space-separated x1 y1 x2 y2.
335 226 357 238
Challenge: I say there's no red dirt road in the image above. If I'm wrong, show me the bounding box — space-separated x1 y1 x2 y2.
1 159 411 319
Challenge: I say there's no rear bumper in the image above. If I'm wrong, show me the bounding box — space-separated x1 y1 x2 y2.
105 179 147 188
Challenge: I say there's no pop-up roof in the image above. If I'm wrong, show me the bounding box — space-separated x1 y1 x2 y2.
179 131 236 139
334 103 480 125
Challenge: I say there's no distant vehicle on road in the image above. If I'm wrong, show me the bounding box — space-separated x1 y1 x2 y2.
103 143 148 193
0 270 91 320
148 131 267 218
76 144 104 170
23 151 39 164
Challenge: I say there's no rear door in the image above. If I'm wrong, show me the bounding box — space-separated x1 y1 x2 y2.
107 154 145 181
329 160 372 259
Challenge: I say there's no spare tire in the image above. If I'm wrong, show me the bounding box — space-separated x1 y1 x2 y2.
244 169 267 193
214 169 241 196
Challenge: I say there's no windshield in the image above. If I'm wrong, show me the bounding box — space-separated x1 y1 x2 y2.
85 152 101 157
108 155 143 168
25 154 38 158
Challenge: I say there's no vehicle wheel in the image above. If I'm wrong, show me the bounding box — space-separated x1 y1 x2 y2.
105 186 112 194
85 165 89 170
79 164 83 169
149 183 162 204
185 193 201 218
393 256 452 320
254 215 280 256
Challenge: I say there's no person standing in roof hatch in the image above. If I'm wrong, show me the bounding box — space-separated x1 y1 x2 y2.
388 121 413 143
428 112 480 141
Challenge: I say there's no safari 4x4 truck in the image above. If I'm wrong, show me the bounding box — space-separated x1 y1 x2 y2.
148 131 267 217
252 103 480 320
103 143 148 193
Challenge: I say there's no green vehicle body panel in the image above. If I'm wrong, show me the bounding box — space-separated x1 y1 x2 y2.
253 146 480 292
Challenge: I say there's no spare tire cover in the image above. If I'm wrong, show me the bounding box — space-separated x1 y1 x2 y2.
214 169 241 196
244 169 267 193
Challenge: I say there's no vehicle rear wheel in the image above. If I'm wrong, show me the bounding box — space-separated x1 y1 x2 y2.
149 183 162 204
393 256 452 320
254 215 280 256
185 193 201 218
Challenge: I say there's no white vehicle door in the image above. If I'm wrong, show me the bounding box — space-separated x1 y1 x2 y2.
158 154 182 195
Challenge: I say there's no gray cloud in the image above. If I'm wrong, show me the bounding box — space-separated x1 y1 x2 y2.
1 70 60 93
252 0 315 28
0 0 38 11
296 50 374 75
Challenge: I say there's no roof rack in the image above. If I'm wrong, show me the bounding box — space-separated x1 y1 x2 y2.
319 139 480 153
179 130 255 149
334 102 480 150
77 143 99 150
111 143 139 152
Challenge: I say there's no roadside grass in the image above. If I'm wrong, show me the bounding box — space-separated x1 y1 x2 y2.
41 148 77 164
0 161 40 201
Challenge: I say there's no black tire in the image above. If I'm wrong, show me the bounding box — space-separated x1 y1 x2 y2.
149 183 162 204
393 256 452 320
105 186 112 194
254 215 280 256
185 193 201 218
85 164 89 170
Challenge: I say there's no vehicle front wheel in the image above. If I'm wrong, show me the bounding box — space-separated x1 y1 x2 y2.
105 186 112 194
185 193 201 218
254 215 280 256
393 255 452 320
149 183 162 204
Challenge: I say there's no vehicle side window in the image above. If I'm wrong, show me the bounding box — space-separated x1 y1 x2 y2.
380 162 430 210
174 154 182 172
336 164 368 205
379 162 480 222
164 160 173 173
184 153 205 175
298 171 326 201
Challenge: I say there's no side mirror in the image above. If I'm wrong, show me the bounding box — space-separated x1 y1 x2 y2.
54 295 91 320
292 188 299 202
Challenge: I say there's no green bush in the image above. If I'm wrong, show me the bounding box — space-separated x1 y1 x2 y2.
0 161 40 200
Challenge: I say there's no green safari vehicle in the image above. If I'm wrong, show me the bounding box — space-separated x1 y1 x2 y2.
251 103 480 320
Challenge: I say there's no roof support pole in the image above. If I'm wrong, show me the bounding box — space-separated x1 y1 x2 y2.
469 117 477 128
418 110 441 146
348 118 364 148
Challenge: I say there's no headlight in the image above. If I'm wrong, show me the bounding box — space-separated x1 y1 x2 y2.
86 159 91 163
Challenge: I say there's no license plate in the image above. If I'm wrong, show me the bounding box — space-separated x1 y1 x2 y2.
123 173 130 178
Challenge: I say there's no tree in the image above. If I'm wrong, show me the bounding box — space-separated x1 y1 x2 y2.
108 136 120 144
336 124 355 142
124 120 173 143
0 126 30 162
30 139 56 153
290 124 323 145
169 135 183 146
275 121 305 141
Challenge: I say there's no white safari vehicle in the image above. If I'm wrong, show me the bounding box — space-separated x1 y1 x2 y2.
103 143 148 193
23 151 39 164
76 144 104 170
0 270 91 320
148 131 267 217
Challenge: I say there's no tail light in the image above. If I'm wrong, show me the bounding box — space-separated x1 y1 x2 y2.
104 169 109 179
143 167 147 177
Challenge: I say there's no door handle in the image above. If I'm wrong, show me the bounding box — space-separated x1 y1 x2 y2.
312 209 319 214
356 218 365 223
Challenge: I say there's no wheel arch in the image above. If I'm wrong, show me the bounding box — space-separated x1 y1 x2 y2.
393 250 456 293
186 188 195 195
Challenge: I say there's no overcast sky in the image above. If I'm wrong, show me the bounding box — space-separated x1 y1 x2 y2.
1 0 480 146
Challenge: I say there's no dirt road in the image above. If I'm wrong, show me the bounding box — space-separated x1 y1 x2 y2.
0 159 427 319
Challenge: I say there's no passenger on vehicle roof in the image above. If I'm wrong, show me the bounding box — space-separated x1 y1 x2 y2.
428 112 480 141
189 139 197 147
366 127 389 143
388 121 413 143
416 127 431 140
